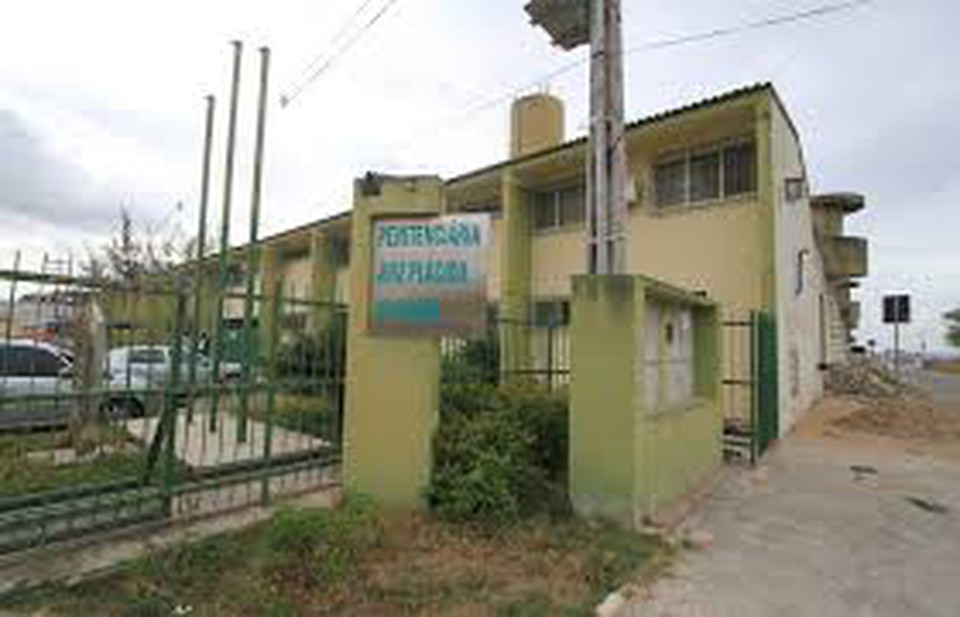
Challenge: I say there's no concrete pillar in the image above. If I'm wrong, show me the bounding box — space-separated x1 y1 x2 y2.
499 169 532 376
570 275 721 527
755 99 776 313
259 246 278 355
309 226 337 331
343 174 443 506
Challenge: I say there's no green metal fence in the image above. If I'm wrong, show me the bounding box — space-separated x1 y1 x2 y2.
0 267 345 555
440 317 570 389
721 311 779 464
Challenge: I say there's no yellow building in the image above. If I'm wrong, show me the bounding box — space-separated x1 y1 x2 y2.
239 83 868 441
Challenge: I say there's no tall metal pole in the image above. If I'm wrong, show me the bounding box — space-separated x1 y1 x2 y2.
188 94 216 423
239 46 271 443
210 40 243 430
894 321 901 382
586 0 628 275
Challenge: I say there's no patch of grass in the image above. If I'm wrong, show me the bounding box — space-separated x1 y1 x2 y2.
0 427 144 497
0 502 668 616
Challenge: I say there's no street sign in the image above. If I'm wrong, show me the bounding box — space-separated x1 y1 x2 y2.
370 214 490 336
883 295 910 324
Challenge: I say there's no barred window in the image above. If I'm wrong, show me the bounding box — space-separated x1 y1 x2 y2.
532 299 570 327
690 151 721 202
654 140 756 208
644 305 695 410
654 159 687 207
533 185 585 231
723 142 757 197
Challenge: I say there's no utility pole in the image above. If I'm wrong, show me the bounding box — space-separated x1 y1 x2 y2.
525 0 629 274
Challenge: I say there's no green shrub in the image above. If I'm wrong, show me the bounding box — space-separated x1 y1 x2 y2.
441 337 499 386
266 496 381 589
428 383 569 525
276 317 346 386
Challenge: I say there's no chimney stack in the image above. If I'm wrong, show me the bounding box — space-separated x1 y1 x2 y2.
510 93 565 158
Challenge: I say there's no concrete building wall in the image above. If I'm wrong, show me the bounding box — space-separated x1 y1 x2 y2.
335 266 350 305
769 100 826 435
279 255 311 299
488 216 503 302
531 228 584 298
626 198 766 322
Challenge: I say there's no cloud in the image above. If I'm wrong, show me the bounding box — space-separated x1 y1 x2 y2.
0 108 116 231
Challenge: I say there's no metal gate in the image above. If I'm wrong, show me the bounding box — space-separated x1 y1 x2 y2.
721 311 778 464
0 267 345 555
440 317 570 389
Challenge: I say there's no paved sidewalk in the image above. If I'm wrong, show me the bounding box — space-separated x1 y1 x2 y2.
630 402 960 616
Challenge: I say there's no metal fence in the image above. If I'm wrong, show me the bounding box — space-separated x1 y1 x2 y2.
0 266 344 555
441 318 570 389
720 311 778 465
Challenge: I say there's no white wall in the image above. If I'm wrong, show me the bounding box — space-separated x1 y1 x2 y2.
770 102 826 435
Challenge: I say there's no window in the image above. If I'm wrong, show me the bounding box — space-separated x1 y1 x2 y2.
558 185 586 226
643 305 695 410
654 159 686 207
722 142 756 197
654 140 756 208
532 299 570 327
226 263 246 287
689 151 721 202
784 176 806 202
3 346 66 377
533 185 585 231
533 191 558 230
283 312 307 330
329 235 350 266
129 348 167 365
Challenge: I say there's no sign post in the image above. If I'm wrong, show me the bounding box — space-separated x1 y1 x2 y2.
882 294 911 380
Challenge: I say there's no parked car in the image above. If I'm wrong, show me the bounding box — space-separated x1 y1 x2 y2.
104 345 244 417
0 340 75 430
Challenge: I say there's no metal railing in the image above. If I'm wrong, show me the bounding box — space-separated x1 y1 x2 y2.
0 267 345 555
441 318 570 389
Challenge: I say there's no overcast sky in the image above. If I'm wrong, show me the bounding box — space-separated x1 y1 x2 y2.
0 0 957 352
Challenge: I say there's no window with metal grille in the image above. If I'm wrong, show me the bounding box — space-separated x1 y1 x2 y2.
532 185 585 231
654 140 756 208
532 299 570 327
723 142 756 197
689 151 721 201
643 304 695 410
654 158 686 207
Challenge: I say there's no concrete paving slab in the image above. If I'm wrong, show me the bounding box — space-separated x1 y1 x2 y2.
628 400 960 617
125 411 330 469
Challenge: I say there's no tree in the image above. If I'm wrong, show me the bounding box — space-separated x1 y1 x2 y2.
87 206 197 283
946 308 960 348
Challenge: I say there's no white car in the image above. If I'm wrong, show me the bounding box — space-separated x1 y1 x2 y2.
0 340 75 430
105 345 244 416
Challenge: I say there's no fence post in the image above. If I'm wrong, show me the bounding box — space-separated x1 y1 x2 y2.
162 289 186 514
261 279 283 505
546 322 555 390
343 174 443 507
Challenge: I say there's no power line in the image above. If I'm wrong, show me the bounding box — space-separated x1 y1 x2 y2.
282 0 379 103
281 0 402 109
389 0 873 150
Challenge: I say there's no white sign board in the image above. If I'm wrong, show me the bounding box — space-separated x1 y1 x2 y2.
370 214 491 335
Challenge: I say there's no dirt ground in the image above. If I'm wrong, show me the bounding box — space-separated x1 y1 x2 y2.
793 382 960 461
